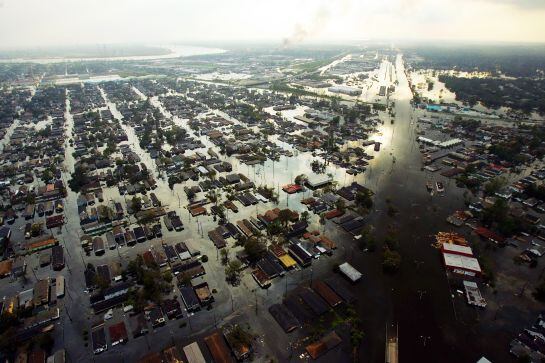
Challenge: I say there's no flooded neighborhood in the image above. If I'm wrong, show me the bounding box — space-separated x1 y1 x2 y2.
2 2 545 363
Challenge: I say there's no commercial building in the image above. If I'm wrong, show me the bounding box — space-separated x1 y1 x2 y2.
91 326 107 354
441 243 473 257
305 331 342 360
268 303 299 333
463 280 486 308
183 342 206 363
109 322 128 346
33 279 50 306
442 252 482 277
339 262 362 282
328 86 362 96
417 136 463 149
204 331 234 363
305 175 332 189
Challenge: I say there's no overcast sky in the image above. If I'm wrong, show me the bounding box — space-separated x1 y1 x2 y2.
0 0 544 49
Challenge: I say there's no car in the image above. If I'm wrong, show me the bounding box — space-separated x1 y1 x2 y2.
152 224 162 238
104 309 114 320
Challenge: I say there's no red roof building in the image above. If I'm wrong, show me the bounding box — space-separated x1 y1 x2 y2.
109 321 128 346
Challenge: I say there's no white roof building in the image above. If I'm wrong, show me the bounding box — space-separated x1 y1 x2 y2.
339 262 362 282
442 243 474 257
443 252 482 276
306 175 332 189
328 85 362 96
417 136 463 149
197 166 209 175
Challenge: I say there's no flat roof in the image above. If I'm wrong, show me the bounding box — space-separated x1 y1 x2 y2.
339 262 362 282
306 176 332 188
442 243 473 256
443 252 482 273
278 254 297 268
204 331 234 363
183 342 206 363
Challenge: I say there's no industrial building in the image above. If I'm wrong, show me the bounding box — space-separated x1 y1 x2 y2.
328 85 362 96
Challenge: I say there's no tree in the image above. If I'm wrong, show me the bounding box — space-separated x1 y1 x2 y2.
30 223 42 236
382 249 402 273
384 233 399 251
294 174 307 186
225 325 254 354
365 236 377 252
350 328 365 356
225 260 242 284
41 168 54 184
278 209 293 227
208 169 217 181
220 249 230 265
130 197 142 213
355 189 373 210
358 225 377 252
94 275 111 290
68 166 89 192
266 220 282 236
33 332 54 352
162 271 173 283
97 205 113 221
481 198 523 236
300 211 310 223
0 327 16 354
207 190 219 205
257 186 277 203
37 126 52 138
484 177 506 197
244 237 266 264
335 198 346 212
215 204 226 220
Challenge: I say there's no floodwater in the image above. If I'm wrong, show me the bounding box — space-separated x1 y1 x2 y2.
163 54 489 362
47 53 509 362
122 55 485 362
338 55 480 362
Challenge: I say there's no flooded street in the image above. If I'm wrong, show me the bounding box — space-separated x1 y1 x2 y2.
323 53 525 363
129 54 482 362
1 47 528 363
1 3 543 361
340 54 474 362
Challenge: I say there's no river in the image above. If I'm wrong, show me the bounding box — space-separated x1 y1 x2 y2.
0 45 225 64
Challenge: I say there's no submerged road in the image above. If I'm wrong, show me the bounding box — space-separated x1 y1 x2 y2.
346 54 473 362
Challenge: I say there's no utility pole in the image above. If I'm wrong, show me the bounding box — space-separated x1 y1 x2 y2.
187 313 193 331
80 250 86 266
65 305 73 322
31 266 38 281
254 290 258 315
62 236 71 257
213 310 217 328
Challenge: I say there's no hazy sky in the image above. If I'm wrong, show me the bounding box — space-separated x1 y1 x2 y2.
0 0 544 49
